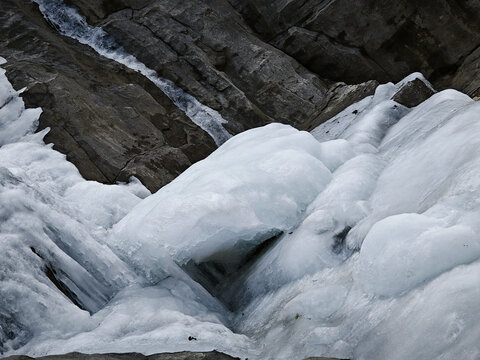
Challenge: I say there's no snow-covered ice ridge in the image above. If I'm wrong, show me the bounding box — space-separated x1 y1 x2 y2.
31 0 231 146
2 52 480 360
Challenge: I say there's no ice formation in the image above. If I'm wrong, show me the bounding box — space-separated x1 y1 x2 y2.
0 58 251 357
2 49 480 360
110 124 332 284
32 0 231 146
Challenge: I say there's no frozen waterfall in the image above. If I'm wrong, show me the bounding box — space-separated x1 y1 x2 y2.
1 50 480 359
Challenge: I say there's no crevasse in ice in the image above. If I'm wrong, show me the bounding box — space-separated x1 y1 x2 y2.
1 53 480 360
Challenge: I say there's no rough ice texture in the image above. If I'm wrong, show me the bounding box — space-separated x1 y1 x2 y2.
110 123 332 282
0 59 251 358
2 54 480 360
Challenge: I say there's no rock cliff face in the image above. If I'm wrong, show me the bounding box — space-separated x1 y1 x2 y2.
228 0 480 97
0 0 217 192
67 0 329 131
2 0 480 192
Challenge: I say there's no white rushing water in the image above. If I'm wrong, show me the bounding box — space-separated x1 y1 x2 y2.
32 0 231 146
2 9 480 358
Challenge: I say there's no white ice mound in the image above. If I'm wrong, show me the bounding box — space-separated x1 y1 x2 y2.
111 124 332 281
235 77 480 360
0 59 144 352
351 90 480 296
357 213 480 296
4 48 480 360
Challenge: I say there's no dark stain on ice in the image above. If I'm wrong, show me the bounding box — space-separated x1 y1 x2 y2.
332 226 351 254
30 246 87 311
0 313 32 354
44 264 87 311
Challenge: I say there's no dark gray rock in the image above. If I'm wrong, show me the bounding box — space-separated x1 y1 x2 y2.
391 78 436 108
6 0 474 196
451 46 480 98
0 0 216 192
3 351 239 360
0 0 389 195
4 352 346 360
228 0 480 92
303 80 379 131
67 0 329 131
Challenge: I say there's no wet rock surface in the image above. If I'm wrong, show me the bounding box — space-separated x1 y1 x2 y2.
304 80 379 131
228 0 480 94
391 78 436 108
67 0 329 132
0 0 216 192
2 0 480 193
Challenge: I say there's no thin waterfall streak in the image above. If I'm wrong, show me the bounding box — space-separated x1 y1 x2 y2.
33 0 232 146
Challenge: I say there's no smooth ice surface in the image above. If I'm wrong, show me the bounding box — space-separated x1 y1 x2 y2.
32 0 231 146
111 124 332 281
2 51 480 360
233 75 480 359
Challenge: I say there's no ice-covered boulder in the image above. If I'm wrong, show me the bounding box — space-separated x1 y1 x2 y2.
110 124 333 283
391 77 436 107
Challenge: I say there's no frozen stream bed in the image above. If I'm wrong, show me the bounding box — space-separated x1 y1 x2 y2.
1 54 480 360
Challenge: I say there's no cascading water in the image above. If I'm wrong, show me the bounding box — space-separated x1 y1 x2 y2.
32 0 232 146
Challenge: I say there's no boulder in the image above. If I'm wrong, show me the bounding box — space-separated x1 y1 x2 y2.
391 78 436 108
303 80 379 131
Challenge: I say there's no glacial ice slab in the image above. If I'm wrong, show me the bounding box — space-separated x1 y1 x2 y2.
110 123 333 282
